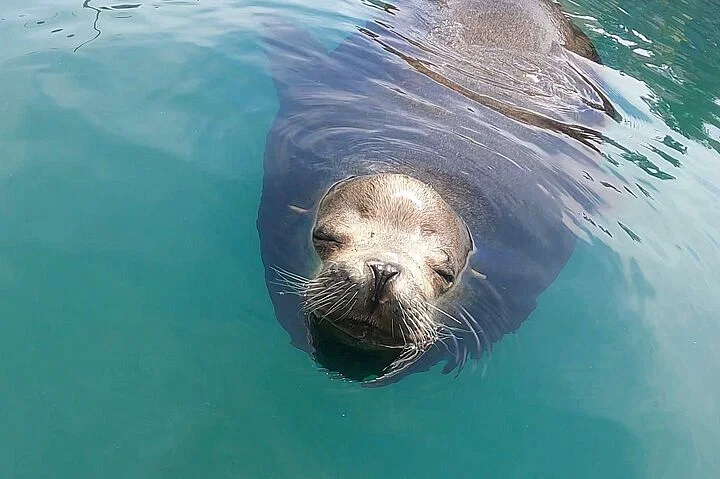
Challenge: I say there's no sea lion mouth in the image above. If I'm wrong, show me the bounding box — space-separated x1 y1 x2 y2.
309 313 406 350
308 312 433 386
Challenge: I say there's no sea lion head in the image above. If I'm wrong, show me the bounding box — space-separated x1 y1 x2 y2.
303 173 473 379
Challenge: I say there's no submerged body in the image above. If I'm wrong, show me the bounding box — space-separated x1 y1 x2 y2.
259 0 617 382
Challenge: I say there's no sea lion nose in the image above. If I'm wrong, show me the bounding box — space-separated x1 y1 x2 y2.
367 261 401 303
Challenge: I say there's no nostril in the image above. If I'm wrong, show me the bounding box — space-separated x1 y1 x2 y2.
367 261 401 302
369 262 399 278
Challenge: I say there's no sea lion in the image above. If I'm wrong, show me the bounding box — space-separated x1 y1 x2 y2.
301 174 474 376
259 0 617 383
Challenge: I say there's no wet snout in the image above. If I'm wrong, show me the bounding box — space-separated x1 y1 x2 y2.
366 260 401 303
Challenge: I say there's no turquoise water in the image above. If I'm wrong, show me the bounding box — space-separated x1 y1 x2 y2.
1 1 719 477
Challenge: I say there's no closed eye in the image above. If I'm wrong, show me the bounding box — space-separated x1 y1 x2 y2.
312 228 342 245
433 267 455 285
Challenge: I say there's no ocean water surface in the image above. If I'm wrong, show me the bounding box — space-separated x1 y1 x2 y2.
1 0 719 477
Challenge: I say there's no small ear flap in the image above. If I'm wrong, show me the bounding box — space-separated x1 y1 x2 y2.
287 204 311 215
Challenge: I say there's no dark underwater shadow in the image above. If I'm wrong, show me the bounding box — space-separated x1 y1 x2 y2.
310 323 402 382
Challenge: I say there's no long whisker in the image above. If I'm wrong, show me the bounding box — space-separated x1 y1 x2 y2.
404 314 421 343
323 286 355 317
307 280 343 293
272 275 308 288
411 302 434 344
403 303 424 344
302 288 344 313
270 266 313 297
434 333 454 354
303 284 346 313
418 304 440 341
397 303 414 344
269 280 307 293
455 307 481 358
390 307 396 340
425 302 463 325
459 305 490 354
397 307 408 345
304 295 340 313
335 291 359 322
273 289 307 296
444 327 461 367
271 265 311 282
411 299 431 333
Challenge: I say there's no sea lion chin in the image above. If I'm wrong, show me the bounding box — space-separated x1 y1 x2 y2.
302 174 474 381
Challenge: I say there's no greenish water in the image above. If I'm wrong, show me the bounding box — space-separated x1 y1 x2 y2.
1 1 719 478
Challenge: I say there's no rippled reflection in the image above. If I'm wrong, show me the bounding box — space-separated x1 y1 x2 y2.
74 1 103 51
564 0 720 151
